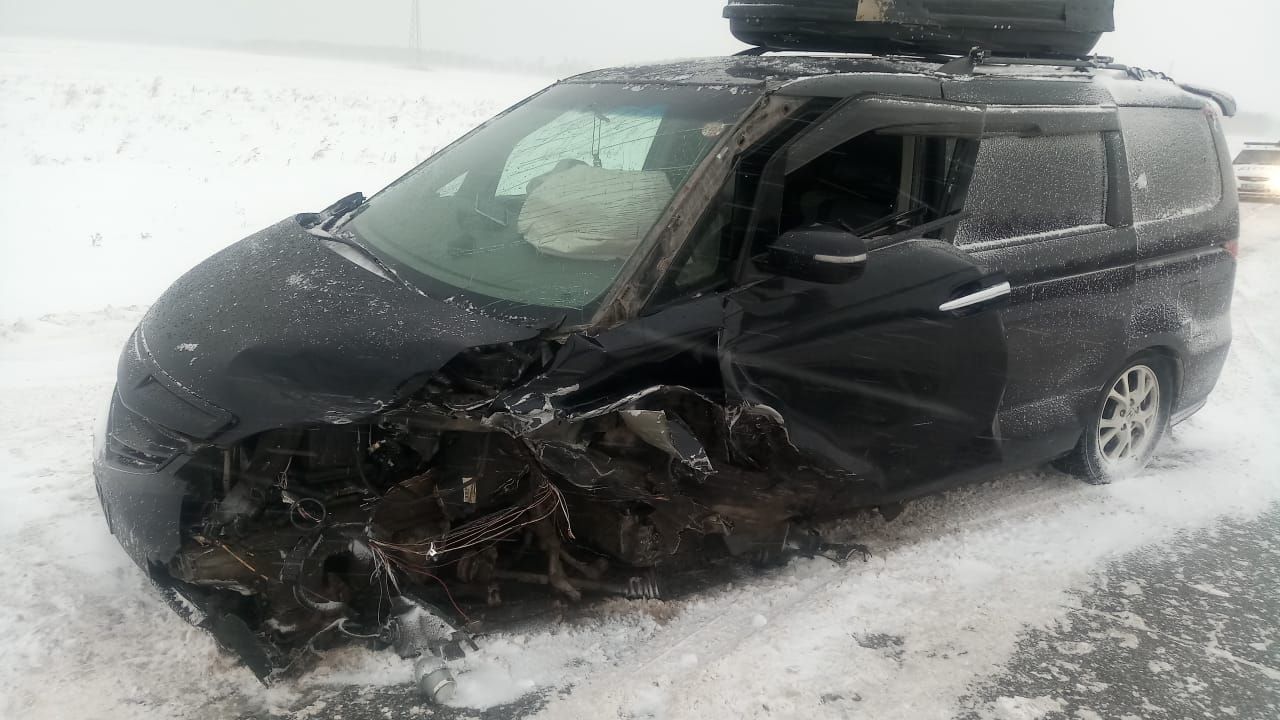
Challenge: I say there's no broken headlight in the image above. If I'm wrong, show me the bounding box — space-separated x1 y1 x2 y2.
103 389 188 471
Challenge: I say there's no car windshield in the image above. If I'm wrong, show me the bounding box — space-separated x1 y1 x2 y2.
1234 148 1280 165
345 82 758 325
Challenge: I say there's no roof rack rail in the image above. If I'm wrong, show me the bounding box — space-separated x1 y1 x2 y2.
736 45 1140 77
937 47 1119 75
730 44 1236 115
734 45 955 63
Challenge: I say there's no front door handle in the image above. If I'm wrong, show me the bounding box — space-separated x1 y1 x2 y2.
939 280 1011 313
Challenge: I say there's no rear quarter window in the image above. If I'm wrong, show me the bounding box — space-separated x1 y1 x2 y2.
1119 107 1222 223
955 133 1108 245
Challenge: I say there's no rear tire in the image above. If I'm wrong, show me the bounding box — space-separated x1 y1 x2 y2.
1055 353 1174 485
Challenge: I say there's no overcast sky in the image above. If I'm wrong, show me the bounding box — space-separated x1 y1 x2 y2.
1 0 1275 113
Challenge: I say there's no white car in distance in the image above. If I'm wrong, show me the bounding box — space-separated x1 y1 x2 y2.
1234 141 1280 202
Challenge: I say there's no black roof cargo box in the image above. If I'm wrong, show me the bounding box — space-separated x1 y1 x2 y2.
725 0 1116 58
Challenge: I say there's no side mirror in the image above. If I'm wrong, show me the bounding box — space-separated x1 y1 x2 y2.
759 225 868 284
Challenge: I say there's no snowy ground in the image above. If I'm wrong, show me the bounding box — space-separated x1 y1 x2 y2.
1 39 1278 720
0 37 548 322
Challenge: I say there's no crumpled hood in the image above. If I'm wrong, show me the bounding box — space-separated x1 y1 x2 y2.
122 216 538 442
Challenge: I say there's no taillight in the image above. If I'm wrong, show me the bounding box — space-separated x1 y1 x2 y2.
1224 239 1239 258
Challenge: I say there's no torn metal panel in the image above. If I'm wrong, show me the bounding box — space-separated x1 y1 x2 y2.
619 410 714 474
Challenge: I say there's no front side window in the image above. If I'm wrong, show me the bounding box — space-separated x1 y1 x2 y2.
651 127 972 307
773 130 971 247
345 83 757 324
954 133 1108 245
779 131 914 235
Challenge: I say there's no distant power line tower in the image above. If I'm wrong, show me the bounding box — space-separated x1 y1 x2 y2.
409 0 422 66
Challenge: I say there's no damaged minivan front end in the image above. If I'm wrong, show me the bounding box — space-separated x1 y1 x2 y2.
93 237 857 680
93 74 876 680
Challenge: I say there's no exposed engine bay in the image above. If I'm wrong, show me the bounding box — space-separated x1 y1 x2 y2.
143 338 873 683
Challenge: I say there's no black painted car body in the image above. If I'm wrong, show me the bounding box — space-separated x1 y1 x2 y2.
93 53 1238 677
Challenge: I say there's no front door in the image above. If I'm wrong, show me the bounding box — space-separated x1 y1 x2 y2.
719 97 1010 499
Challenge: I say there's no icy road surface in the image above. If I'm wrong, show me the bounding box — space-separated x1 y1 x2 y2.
1 39 1278 720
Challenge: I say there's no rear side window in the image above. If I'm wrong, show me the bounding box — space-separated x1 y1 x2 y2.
955 133 1108 245
1120 107 1222 223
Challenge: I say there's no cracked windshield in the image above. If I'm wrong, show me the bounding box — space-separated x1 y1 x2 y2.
347 83 754 318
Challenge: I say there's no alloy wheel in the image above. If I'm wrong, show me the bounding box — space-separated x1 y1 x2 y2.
1098 364 1161 468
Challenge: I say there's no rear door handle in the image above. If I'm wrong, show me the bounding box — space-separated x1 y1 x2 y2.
939 280 1011 312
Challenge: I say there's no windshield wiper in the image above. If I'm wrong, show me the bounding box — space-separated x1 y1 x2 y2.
301 192 367 237
325 192 366 231
302 197 400 283
308 232 400 283
316 191 367 233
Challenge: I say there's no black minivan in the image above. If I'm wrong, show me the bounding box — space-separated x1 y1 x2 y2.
93 49 1238 675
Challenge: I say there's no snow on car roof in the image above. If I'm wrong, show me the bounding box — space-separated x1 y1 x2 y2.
565 54 949 88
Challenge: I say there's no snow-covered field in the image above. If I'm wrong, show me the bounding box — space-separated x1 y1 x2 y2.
0 37 548 322
1 38 1278 720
